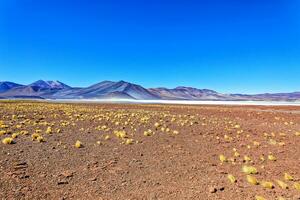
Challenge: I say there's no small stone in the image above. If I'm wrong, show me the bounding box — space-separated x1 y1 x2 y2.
58 179 69 185
209 186 217 193
89 177 97 181
14 161 27 166
61 170 74 178
39 173 47 178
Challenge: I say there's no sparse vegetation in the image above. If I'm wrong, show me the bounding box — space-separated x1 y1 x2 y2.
0 101 300 199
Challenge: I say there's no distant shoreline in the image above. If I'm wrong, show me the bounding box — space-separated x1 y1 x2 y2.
1 99 300 106
48 99 300 106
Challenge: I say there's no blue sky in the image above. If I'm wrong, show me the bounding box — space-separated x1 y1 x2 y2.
0 0 300 94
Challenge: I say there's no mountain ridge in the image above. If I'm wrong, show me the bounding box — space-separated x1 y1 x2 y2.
0 80 299 101
0 81 24 93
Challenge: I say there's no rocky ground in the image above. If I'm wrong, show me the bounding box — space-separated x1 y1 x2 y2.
1 101 300 200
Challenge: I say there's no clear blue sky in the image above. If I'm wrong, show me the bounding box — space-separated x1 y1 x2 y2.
0 0 300 94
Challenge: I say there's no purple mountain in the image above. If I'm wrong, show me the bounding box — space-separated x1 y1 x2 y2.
0 81 24 93
53 80 160 100
0 80 299 101
29 80 71 89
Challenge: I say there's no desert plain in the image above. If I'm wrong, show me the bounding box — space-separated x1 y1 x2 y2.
1 101 300 200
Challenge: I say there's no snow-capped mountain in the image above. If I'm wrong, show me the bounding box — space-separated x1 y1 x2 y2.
29 80 71 89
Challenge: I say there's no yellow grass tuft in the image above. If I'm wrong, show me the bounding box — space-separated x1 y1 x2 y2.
268 154 276 161
125 139 133 145
114 130 127 139
154 122 160 128
0 130 7 136
276 180 288 189
260 155 265 161
75 140 82 148
219 154 227 163
255 196 266 200
242 166 258 174
144 130 152 136
2 137 14 144
37 136 45 142
234 151 240 157
247 175 259 185
294 182 300 191
227 174 237 183
261 181 274 189
244 155 251 162
234 124 240 129
284 173 293 181
46 126 52 134
31 133 40 141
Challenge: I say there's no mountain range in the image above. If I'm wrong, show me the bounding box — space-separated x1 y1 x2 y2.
0 80 299 101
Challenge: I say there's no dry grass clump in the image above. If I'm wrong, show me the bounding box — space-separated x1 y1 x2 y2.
125 139 134 145
294 182 300 191
276 180 288 189
144 129 152 136
114 130 127 139
219 154 227 163
284 173 293 181
37 136 45 142
255 196 266 200
2 137 14 144
46 127 52 134
31 133 40 141
11 133 18 138
0 130 7 136
75 140 83 148
260 181 274 189
268 154 276 161
227 174 237 183
246 175 258 185
242 166 258 174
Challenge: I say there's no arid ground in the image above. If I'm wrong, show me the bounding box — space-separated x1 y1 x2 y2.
1 101 300 200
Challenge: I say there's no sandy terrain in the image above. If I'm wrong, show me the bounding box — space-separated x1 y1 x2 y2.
1 101 300 200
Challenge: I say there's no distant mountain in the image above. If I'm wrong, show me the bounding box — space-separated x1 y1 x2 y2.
0 80 299 101
29 80 71 89
53 80 160 100
0 81 23 93
149 86 232 100
231 92 300 101
0 85 51 99
0 80 71 99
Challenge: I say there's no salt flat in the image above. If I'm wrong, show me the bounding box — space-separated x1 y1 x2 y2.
51 99 300 106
